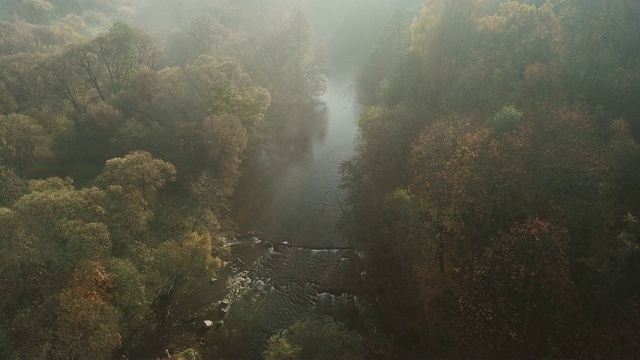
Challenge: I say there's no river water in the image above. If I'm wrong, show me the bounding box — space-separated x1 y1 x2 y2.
232 73 360 248
186 74 372 358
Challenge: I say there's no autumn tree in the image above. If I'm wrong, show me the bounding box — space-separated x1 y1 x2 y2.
459 219 576 356
96 150 176 204
0 148 226 358
186 55 270 136
0 113 52 171
52 261 121 359
345 0 640 356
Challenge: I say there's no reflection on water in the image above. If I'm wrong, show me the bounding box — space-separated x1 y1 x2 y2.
232 74 360 247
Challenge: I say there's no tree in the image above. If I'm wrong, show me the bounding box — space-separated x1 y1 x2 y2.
52 261 121 359
95 22 138 95
96 151 176 204
241 8 326 110
410 0 481 111
460 219 576 356
0 81 18 114
67 42 108 101
0 113 52 171
345 0 640 357
0 53 49 110
187 15 230 59
0 165 27 206
76 101 124 163
264 336 301 360
0 178 116 359
15 0 54 24
42 49 88 113
264 317 366 360
106 258 153 350
131 27 162 69
113 65 158 118
198 114 248 191
186 55 270 134
475 1 567 110
154 231 220 283
152 66 205 124
11 179 109 278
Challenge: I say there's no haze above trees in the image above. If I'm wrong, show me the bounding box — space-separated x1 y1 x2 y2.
1 0 640 359
343 0 640 357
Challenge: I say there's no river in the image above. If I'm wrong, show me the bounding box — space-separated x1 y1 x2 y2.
147 70 372 359
188 71 373 358
189 6 376 355
232 73 361 248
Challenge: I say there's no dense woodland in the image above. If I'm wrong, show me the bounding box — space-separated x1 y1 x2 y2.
343 0 640 357
1 0 640 359
0 0 328 358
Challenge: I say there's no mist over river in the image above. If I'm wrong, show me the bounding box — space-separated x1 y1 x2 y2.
232 73 361 248
199 69 374 359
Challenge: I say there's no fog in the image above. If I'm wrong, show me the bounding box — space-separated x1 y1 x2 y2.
2 0 640 358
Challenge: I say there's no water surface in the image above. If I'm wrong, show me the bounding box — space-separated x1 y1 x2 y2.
233 74 360 247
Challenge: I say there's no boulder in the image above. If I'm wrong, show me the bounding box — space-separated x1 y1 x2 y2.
203 320 214 329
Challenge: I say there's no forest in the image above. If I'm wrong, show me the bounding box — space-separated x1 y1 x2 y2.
343 0 640 357
0 0 639 359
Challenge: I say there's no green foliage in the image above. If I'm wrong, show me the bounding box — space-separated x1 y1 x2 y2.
95 22 137 95
155 232 220 281
0 81 18 114
106 258 153 349
0 148 227 358
97 150 176 202
266 317 367 360
0 3 333 359
0 53 49 110
0 165 27 206
151 66 205 124
0 326 12 359
487 104 523 133
187 56 271 132
264 336 302 360
76 101 124 162
61 220 112 261
175 347 200 360
0 113 52 170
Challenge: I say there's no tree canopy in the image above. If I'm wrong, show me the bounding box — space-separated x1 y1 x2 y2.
343 0 640 357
